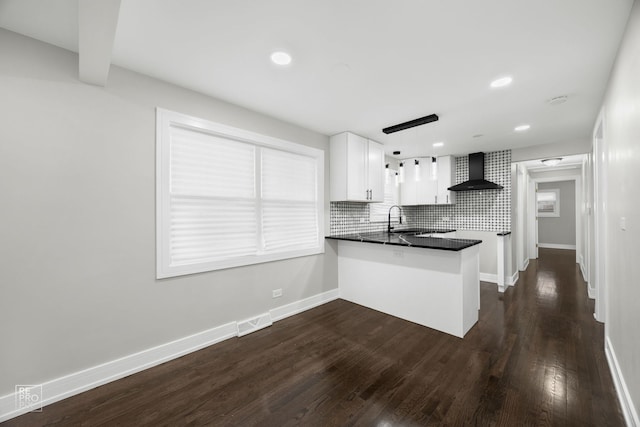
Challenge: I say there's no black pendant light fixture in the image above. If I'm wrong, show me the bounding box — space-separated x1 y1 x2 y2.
382 114 439 134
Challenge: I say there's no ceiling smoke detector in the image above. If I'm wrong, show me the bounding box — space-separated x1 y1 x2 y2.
547 95 569 106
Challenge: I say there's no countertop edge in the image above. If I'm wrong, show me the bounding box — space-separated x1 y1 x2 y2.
325 235 482 252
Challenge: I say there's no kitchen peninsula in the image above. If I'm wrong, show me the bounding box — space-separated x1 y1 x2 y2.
327 230 482 338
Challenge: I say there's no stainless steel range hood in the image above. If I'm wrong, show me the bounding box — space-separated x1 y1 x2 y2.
447 152 503 191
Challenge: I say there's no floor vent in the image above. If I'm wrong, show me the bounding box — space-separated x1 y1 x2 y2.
236 313 273 337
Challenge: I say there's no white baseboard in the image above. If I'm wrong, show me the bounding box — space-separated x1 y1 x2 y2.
0 288 339 423
538 243 577 250
0 321 237 423
580 258 589 283
269 288 340 322
520 258 530 272
479 272 498 284
508 271 519 287
605 336 640 427
490 271 519 293
587 285 596 300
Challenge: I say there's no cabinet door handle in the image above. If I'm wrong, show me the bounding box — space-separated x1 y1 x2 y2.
435 195 438 204
446 194 449 204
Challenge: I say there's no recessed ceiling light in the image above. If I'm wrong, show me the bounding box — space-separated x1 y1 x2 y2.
490 76 513 88
433 142 444 147
472 134 484 138
270 51 292 66
514 124 531 132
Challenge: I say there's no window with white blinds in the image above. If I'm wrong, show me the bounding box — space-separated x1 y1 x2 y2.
157 109 324 278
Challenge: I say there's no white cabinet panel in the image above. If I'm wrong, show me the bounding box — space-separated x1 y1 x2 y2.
330 132 384 202
346 133 368 200
399 155 456 206
367 140 384 202
399 157 437 205
436 155 456 205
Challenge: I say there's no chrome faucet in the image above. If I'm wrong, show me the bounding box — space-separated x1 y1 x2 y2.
388 205 404 233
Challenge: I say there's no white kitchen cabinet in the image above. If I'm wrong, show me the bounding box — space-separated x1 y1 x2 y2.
436 155 456 205
399 155 456 206
330 132 384 202
399 157 438 205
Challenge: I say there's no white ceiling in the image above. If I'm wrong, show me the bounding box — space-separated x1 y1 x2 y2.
0 0 633 158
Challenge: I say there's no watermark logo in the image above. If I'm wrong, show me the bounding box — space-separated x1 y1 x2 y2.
15 385 43 412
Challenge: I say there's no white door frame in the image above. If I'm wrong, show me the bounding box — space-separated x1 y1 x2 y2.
515 164 528 271
593 110 607 323
530 175 582 263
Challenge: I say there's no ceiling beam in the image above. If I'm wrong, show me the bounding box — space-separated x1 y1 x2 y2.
78 0 121 86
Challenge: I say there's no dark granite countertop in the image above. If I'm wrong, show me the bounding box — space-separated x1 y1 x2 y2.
326 229 482 252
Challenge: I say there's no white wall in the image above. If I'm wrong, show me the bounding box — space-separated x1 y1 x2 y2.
0 30 338 396
512 139 590 162
598 0 640 422
456 230 497 277
537 181 576 247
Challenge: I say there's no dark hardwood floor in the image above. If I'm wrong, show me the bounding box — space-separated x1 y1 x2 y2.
3 248 624 426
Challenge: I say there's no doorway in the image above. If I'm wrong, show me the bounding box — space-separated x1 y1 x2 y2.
593 113 607 323
536 180 577 251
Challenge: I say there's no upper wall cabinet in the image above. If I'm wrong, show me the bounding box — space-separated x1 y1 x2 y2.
399 155 456 206
399 157 437 205
436 155 456 205
330 132 384 202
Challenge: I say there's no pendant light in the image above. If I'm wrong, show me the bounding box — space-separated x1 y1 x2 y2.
431 157 438 180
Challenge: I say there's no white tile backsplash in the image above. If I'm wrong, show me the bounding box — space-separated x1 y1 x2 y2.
329 150 511 235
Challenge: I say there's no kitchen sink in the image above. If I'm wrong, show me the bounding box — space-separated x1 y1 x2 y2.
388 228 425 234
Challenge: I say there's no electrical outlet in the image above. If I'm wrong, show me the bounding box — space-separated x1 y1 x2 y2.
393 250 404 258
620 217 626 231
272 289 283 298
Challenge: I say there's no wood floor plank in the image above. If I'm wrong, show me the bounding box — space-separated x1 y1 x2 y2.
2 248 625 426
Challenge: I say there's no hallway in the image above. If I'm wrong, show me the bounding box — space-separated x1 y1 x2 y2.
3 249 624 426
479 247 624 425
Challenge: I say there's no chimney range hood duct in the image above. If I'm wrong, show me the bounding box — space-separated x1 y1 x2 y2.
448 152 503 191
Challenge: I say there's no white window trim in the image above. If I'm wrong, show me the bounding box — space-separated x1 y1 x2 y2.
156 108 324 278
